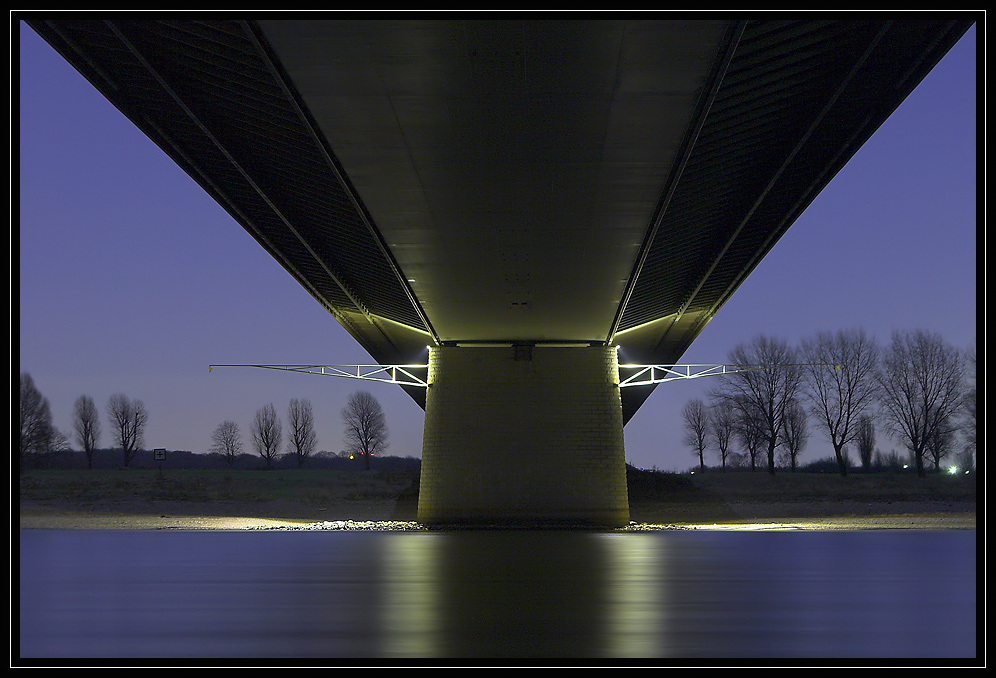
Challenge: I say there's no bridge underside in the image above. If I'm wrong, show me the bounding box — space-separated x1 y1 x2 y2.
27 18 972 525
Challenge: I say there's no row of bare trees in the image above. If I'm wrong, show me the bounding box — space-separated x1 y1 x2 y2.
681 328 975 476
19 374 148 471
19 374 391 473
211 391 389 470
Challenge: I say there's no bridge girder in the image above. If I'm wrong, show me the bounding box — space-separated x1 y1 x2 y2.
27 17 973 423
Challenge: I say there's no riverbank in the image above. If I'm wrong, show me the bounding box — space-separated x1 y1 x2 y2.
17 467 977 531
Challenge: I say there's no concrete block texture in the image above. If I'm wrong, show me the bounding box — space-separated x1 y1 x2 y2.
418 345 630 526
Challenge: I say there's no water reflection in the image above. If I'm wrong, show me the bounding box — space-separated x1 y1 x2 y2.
18 529 976 660
380 531 664 658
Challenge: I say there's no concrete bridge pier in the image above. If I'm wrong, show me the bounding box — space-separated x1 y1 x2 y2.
417 345 630 527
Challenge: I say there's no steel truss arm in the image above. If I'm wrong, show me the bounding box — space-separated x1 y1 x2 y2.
617 363 773 387
208 364 429 388
208 362 832 389
618 362 838 387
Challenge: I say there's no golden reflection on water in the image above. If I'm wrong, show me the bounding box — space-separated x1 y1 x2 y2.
382 532 444 657
381 531 666 659
600 533 665 658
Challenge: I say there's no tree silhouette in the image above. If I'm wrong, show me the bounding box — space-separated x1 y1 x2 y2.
342 391 388 471
250 403 282 469
731 396 765 471
682 398 710 472
713 335 803 475
924 413 956 472
210 420 243 468
855 415 875 471
72 394 101 470
800 328 880 476
709 398 736 471
779 401 809 472
107 393 148 468
961 348 976 468
876 329 965 477
287 398 317 468
19 373 53 472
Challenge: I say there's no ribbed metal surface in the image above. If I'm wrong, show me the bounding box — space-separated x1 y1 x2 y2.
29 19 430 359
617 18 970 355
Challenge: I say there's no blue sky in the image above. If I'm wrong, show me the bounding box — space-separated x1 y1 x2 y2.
17 20 978 471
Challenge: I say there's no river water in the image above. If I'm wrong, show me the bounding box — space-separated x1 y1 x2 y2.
18 529 976 661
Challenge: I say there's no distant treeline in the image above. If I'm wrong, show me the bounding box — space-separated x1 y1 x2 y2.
671 453 939 475
31 448 422 472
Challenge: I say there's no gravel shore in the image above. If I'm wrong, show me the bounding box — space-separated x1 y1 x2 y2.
17 498 976 531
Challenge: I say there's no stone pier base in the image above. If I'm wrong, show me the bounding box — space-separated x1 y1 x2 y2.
417 345 630 527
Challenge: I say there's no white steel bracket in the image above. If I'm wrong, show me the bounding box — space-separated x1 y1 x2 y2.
208 364 430 388
207 362 816 389
616 363 774 387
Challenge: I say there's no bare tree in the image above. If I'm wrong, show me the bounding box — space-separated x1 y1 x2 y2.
107 393 148 468
800 328 880 476
19 373 54 471
779 401 809 472
682 398 710 471
924 413 956 472
715 336 803 475
287 398 317 468
732 396 765 471
961 347 976 469
210 420 243 468
342 391 388 471
855 414 875 471
50 428 72 452
72 394 102 470
250 403 282 469
875 329 965 477
709 398 736 471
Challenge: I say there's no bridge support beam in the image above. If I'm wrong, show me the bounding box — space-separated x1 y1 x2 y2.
418 345 630 527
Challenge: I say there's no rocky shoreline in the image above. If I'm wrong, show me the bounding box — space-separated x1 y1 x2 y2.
17 497 976 531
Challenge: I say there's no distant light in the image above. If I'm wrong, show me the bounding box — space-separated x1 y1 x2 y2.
948 466 959 475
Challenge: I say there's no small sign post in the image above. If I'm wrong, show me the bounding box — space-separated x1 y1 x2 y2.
154 448 166 480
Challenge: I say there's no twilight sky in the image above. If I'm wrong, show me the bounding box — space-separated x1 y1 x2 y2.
17 20 978 471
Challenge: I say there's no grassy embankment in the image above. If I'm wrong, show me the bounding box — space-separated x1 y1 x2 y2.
626 467 978 524
18 467 420 520
19 466 976 524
